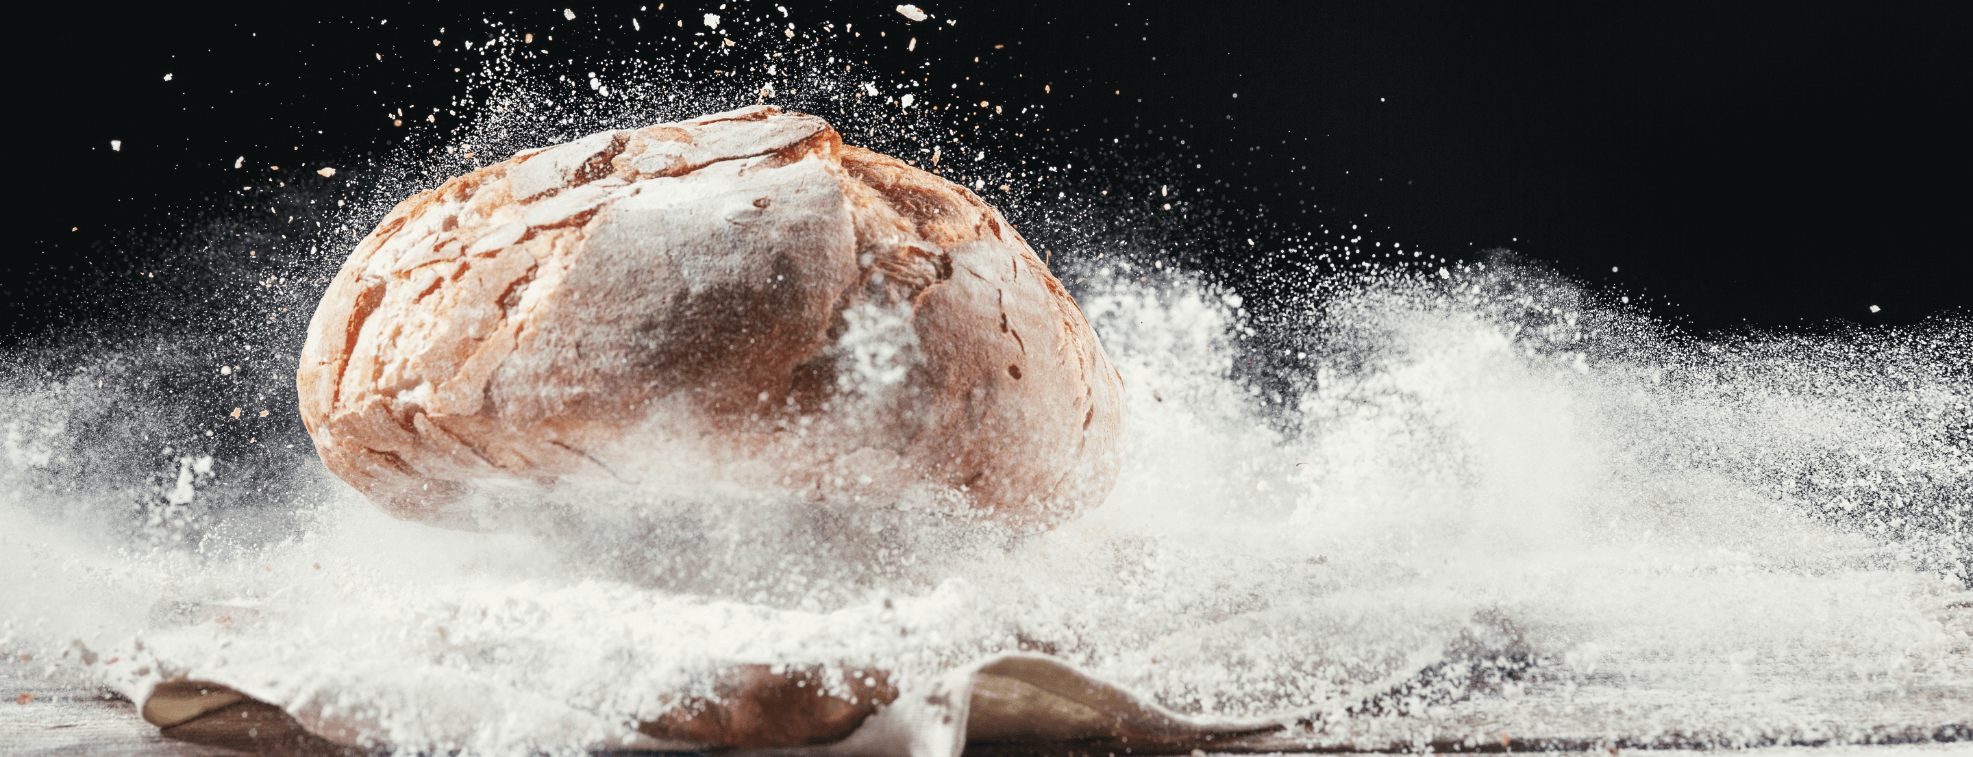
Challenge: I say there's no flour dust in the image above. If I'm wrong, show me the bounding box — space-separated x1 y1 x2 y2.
3 4 1968 754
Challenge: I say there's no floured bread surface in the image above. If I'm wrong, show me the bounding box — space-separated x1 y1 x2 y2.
298 105 1124 531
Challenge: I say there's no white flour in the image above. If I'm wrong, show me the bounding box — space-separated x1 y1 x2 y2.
3 9 1967 754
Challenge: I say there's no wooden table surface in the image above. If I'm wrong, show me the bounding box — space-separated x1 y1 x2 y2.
7 656 1968 757
3 664 230 757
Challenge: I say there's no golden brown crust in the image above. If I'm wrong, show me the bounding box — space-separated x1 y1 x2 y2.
297 106 1124 530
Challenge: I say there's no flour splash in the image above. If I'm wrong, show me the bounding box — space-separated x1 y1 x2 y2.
3 5 1967 754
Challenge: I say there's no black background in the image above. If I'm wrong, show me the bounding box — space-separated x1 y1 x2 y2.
9 1 1968 343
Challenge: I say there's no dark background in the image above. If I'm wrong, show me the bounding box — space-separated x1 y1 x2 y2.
9 1 1967 343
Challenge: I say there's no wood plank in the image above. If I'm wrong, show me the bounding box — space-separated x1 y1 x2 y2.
1 661 235 757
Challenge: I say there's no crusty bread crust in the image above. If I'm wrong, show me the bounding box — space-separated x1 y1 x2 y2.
298 106 1123 531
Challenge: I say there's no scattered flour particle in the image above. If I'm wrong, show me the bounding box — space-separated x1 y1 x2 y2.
234 156 243 168
163 73 173 81
908 37 916 51
704 13 720 28
897 4 928 21
633 18 640 30
1869 305 1881 313
110 140 122 151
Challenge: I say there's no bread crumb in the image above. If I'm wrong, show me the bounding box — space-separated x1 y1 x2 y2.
15 694 33 705
896 4 928 21
260 410 270 417
230 408 243 419
317 167 337 177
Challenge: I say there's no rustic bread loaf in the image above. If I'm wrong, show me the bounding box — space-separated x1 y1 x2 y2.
298 106 1123 531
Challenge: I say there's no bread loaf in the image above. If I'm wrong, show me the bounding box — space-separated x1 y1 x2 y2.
298 106 1123 531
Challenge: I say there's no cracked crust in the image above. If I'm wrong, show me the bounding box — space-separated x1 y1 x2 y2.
297 105 1124 531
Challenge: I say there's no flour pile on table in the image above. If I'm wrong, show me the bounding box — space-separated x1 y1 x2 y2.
6 264 1969 752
